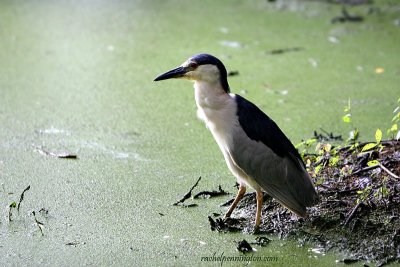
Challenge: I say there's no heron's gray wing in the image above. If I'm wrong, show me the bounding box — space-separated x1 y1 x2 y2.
235 94 304 170
230 95 319 216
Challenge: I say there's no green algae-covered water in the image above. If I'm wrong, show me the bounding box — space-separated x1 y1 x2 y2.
1 1 399 266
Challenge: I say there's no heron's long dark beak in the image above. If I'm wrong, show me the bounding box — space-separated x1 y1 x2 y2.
154 66 188 81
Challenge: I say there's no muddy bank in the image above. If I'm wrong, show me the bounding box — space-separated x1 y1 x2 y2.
209 140 399 266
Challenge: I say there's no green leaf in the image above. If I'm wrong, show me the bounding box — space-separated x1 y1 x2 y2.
392 112 400 122
367 160 379 167
375 129 382 143
314 164 322 175
342 114 351 123
315 177 324 186
361 143 377 152
323 143 332 152
9 201 17 208
305 138 317 146
329 156 339 166
294 142 304 149
349 129 359 141
387 124 398 137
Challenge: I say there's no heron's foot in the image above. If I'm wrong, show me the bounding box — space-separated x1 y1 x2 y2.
253 225 261 234
242 225 260 235
223 216 239 225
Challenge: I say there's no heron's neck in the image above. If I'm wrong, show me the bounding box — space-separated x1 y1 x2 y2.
194 80 230 110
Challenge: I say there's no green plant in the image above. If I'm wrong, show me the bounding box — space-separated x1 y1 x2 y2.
295 138 317 159
387 97 400 140
8 201 16 221
360 129 383 152
356 185 372 204
311 142 340 180
342 98 359 146
374 177 389 202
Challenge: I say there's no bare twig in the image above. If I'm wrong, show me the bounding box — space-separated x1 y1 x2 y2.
173 176 201 206
266 47 304 55
348 162 399 179
32 211 44 236
8 202 16 222
193 185 229 199
66 241 80 246
313 128 342 141
379 163 399 179
332 7 364 23
350 165 379 176
344 202 364 226
319 186 358 195
17 185 30 212
35 146 77 159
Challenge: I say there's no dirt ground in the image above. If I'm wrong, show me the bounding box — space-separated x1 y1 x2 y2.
207 140 399 267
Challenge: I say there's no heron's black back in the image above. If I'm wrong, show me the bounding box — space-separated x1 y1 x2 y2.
235 94 304 170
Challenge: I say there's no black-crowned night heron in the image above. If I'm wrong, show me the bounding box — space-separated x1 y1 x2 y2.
154 53 319 230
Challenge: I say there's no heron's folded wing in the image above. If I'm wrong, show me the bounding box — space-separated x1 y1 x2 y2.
234 94 304 169
230 95 319 216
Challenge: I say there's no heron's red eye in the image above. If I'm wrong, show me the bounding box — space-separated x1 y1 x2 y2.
188 62 198 69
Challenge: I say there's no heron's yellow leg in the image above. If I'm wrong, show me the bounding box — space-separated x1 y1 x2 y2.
255 190 263 229
224 185 246 219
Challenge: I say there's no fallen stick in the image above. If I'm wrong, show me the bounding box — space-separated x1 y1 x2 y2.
379 163 399 179
35 146 77 159
173 176 201 206
32 211 44 236
350 165 379 176
193 185 229 199
17 185 30 212
344 202 364 226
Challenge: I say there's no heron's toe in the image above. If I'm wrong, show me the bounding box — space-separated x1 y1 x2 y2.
253 225 261 234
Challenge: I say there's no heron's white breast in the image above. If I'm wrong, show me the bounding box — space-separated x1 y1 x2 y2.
194 82 237 149
193 83 261 189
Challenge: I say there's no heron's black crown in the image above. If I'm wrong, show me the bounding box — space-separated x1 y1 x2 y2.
190 54 230 93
